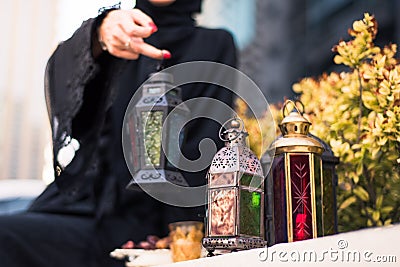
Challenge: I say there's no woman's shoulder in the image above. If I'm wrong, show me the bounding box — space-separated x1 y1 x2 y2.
190 27 237 57
194 27 235 43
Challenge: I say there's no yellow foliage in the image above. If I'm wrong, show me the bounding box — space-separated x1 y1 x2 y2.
235 98 278 157
292 13 400 231
238 13 400 232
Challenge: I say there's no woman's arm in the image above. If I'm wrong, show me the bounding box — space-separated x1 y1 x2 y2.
45 9 170 192
44 17 122 195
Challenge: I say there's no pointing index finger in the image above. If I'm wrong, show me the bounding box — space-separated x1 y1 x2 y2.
137 42 170 60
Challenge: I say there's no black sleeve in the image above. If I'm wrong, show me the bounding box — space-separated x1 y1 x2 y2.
44 17 126 193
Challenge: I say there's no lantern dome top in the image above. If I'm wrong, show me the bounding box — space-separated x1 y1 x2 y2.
271 100 324 155
280 108 311 136
209 117 263 176
209 146 264 176
279 100 311 137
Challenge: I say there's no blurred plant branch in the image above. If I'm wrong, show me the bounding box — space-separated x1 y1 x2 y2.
238 13 400 232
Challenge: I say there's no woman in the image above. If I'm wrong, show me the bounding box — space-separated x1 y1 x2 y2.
0 0 237 266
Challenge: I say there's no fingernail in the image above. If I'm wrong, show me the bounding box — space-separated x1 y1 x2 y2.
163 51 171 59
149 22 158 33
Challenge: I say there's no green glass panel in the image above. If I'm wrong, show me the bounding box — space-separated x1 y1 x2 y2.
166 112 185 169
322 168 335 235
314 155 323 237
239 189 261 237
239 173 263 189
252 192 261 207
142 111 163 167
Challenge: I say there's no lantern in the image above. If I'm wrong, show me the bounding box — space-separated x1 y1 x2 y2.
202 117 266 255
265 100 337 246
125 72 189 191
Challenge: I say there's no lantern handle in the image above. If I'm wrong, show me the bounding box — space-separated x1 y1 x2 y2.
219 117 245 142
282 99 305 118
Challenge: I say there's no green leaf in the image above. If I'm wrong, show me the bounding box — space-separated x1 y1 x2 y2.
375 194 383 209
372 211 380 222
362 91 379 110
339 196 357 210
353 186 370 202
356 163 364 176
384 219 392 225
381 206 394 214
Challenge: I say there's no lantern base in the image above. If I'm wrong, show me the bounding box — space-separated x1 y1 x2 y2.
126 169 189 192
202 236 266 253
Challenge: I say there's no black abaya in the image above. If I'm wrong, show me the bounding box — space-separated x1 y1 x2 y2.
0 1 237 266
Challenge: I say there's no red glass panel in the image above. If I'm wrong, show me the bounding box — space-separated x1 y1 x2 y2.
289 154 313 241
209 188 236 236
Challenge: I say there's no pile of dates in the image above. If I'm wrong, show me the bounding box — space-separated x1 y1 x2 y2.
121 235 171 250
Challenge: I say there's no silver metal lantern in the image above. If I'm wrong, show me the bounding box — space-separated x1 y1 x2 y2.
125 72 189 191
202 117 266 255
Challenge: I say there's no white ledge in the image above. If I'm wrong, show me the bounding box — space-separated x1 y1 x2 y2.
158 224 400 267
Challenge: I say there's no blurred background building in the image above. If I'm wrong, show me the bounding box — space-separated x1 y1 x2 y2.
0 0 57 182
199 0 400 104
1 0 399 187
0 0 102 185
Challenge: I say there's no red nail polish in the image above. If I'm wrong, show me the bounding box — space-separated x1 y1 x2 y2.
163 51 171 59
149 22 158 33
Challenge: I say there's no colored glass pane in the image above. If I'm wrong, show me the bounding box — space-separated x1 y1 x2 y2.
239 189 261 236
209 188 236 236
142 111 163 167
289 154 313 241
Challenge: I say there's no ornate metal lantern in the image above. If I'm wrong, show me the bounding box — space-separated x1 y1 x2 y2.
265 100 338 246
125 72 189 191
202 117 266 255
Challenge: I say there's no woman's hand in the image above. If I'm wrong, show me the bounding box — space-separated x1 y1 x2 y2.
95 9 171 60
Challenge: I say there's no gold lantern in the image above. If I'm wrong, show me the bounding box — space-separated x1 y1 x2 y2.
202 117 266 255
265 100 331 245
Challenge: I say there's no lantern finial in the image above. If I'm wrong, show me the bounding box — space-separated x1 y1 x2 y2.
219 117 248 147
